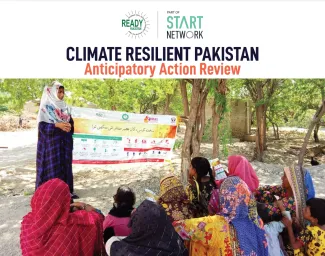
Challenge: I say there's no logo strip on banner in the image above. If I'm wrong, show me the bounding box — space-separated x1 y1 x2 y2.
72 107 177 164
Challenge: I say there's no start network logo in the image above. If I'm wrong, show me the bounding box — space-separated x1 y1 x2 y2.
166 11 203 39
122 11 150 38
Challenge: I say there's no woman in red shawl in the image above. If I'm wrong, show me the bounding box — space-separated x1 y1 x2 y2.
208 155 260 215
20 178 105 256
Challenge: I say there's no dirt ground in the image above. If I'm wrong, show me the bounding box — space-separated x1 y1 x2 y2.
0 127 325 256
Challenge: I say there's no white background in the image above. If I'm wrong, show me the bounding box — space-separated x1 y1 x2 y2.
0 1 324 78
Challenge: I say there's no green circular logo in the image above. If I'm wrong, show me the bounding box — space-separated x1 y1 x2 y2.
122 114 129 120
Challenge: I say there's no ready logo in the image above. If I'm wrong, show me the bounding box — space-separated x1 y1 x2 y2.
122 11 150 38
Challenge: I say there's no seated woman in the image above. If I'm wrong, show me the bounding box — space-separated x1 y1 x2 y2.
20 178 104 256
208 155 260 215
173 176 268 256
173 214 238 255
157 175 194 222
103 186 136 244
254 167 315 219
107 200 188 256
187 157 217 217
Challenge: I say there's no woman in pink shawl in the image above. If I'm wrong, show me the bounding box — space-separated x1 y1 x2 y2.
227 155 259 191
208 155 260 215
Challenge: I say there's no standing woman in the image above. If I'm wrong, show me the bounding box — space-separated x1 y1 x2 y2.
36 81 78 198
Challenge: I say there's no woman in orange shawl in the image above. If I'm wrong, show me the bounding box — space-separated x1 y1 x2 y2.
20 178 105 256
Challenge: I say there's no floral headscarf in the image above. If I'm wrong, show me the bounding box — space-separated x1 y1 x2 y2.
158 175 194 222
219 176 268 256
37 81 71 124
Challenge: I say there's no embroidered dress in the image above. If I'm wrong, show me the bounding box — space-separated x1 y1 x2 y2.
158 176 194 222
173 215 240 256
294 226 325 256
254 185 296 218
187 179 215 217
208 156 260 215
219 176 268 256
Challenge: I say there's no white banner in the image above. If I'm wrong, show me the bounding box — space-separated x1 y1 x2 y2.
71 107 178 164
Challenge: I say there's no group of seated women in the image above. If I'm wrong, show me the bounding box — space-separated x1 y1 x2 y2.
20 155 324 256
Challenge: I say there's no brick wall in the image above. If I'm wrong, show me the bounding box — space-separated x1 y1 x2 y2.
205 99 251 139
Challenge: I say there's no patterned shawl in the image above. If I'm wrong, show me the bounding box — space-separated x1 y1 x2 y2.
110 200 188 256
37 81 71 124
219 176 268 256
158 175 194 222
284 166 315 226
20 178 105 256
209 156 260 216
173 215 240 256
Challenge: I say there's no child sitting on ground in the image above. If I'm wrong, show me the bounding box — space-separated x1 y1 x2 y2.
282 198 325 256
103 186 136 244
258 200 291 256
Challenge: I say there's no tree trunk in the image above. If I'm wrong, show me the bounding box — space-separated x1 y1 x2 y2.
180 79 190 117
298 101 325 166
255 85 267 161
270 121 280 140
192 80 208 157
212 105 222 158
212 79 227 158
272 123 276 139
313 122 320 142
181 80 202 184
163 94 172 115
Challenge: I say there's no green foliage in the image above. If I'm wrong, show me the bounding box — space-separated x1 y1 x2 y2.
266 79 325 128
202 115 233 158
0 105 8 112
0 79 52 114
173 139 184 150
202 118 212 142
0 79 180 115
219 118 232 158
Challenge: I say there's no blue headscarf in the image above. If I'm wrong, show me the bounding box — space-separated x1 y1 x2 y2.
219 176 268 256
304 169 315 200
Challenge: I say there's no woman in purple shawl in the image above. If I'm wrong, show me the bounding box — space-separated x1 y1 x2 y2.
36 81 78 198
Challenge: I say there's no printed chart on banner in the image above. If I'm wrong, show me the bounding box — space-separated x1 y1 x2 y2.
71 107 178 164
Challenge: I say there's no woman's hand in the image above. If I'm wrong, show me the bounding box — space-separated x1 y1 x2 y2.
55 122 71 132
70 202 96 212
275 199 285 211
282 217 292 228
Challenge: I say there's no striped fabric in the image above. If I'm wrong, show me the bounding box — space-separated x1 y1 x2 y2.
36 120 74 193
20 178 105 256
